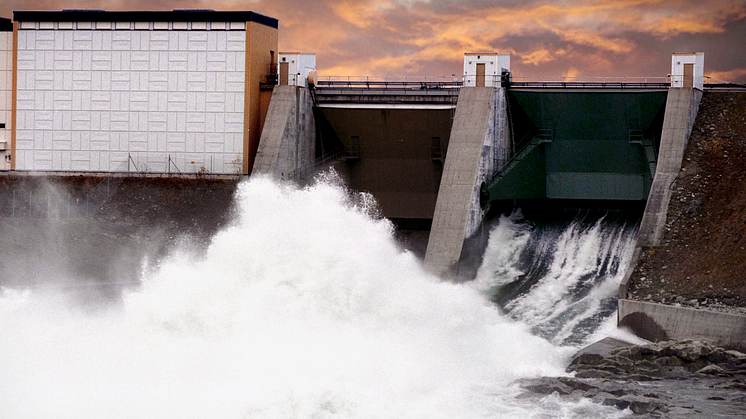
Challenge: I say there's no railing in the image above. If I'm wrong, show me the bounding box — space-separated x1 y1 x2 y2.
262 64 309 87
316 75 465 90
511 76 669 84
315 74 684 90
628 130 644 144
510 76 671 89
260 63 279 87
276 73 746 91
488 128 555 188
492 127 538 175
702 76 746 90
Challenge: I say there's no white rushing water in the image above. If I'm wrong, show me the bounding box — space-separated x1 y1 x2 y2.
475 211 639 346
0 177 630 418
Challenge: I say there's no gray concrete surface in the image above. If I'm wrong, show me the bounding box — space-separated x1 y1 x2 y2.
637 88 702 247
618 299 746 351
253 86 316 178
424 87 504 277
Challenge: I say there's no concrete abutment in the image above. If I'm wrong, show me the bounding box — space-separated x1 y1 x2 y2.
615 87 746 350
253 86 316 178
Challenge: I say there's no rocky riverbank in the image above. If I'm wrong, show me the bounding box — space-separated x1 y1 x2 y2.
628 92 746 314
517 338 746 417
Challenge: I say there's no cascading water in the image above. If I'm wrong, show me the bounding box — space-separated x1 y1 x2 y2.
0 177 632 418
475 210 640 346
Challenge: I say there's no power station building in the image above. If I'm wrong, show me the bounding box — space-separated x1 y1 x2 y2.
0 9 280 174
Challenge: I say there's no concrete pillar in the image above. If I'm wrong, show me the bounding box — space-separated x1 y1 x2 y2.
636 87 702 247
424 87 507 278
253 86 316 178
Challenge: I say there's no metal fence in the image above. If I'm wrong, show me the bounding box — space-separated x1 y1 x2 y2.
312 74 743 90
313 74 681 89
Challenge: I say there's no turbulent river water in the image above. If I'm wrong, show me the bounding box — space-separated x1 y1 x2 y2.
0 177 639 418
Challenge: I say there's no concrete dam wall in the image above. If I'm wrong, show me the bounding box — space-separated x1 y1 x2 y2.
303 85 675 279
317 106 453 221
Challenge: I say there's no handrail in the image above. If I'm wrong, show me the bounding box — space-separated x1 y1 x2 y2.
317 75 672 83
313 74 680 91
487 127 551 189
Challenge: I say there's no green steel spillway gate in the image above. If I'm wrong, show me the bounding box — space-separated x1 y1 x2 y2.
482 89 669 204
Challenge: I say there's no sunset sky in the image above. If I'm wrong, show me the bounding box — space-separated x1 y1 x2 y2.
3 0 745 82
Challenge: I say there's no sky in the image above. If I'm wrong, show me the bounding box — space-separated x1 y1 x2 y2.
2 0 746 83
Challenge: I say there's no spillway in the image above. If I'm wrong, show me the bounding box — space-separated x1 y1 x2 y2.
475 209 640 346
0 177 633 418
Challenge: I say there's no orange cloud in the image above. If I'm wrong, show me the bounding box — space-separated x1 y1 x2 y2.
1 0 744 81
706 68 746 83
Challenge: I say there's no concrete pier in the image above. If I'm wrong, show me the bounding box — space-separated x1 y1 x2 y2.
636 88 702 246
253 86 316 177
424 87 508 277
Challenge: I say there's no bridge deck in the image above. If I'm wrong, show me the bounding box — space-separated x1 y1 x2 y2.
312 78 744 107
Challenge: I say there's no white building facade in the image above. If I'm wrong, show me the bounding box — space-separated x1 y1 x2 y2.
9 10 278 174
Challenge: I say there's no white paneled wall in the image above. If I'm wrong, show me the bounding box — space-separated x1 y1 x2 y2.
15 27 246 174
0 32 11 170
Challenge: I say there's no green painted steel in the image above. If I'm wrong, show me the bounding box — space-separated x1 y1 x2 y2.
486 142 546 200
485 89 668 202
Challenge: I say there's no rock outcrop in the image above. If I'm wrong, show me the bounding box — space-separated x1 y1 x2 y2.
518 339 746 416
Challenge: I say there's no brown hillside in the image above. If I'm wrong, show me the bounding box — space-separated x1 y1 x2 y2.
629 92 746 310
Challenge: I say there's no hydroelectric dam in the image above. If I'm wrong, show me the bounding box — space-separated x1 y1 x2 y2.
4 10 746 416
253 52 704 278
251 51 746 352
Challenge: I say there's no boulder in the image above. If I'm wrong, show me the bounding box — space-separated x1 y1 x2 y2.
574 369 614 379
519 378 574 395
697 364 731 376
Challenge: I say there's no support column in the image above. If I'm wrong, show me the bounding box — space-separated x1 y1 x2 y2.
636 87 702 247
424 87 504 278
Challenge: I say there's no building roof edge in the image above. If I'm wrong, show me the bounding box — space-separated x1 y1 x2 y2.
12 10 278 29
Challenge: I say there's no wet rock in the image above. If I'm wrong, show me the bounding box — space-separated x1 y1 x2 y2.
518 378 574 395
520 338 746 415
574 369 615 379
627 374 660 382
625 395 668 414
685 358 712 373
557 377 594 392
569 352 605 366
697 364 731 376
654 355 686 367
725 350 746 364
